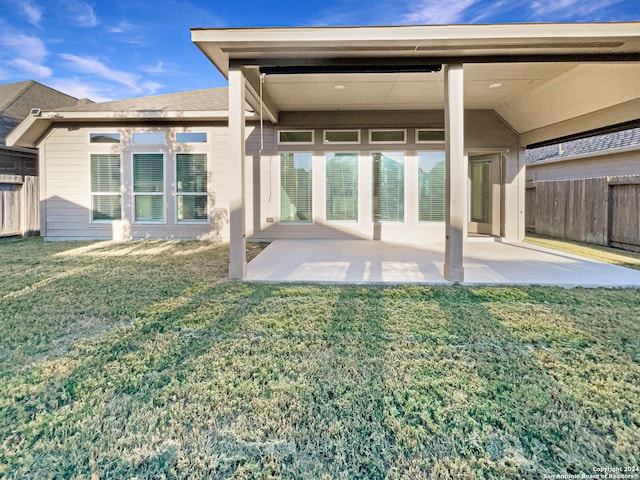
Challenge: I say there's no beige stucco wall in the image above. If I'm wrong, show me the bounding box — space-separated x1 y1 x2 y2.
39 109 523 243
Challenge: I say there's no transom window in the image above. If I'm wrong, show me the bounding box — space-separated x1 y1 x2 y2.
176 153 207 222
132 132 165 145
280 152 312 222
418 151 446 221
176 132 207 143
133 153 164 222
90 133 120 144
90 154 121 221
324 130 360 144
369 129 406 144
372 152 405 222
278 130 314 145
326 152 358 222
416 129 445 143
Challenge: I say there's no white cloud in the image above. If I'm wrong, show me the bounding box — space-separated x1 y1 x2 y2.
61 0 98 28
8 58 52 77
19 0 43 26
46 78 113 102
402 0 479 24
109 20 135 34
0 33 47 62
529 0 623 19
141 61 175 75
59 53 163 95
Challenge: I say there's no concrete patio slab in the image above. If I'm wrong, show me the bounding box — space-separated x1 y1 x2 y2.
245 239 640 287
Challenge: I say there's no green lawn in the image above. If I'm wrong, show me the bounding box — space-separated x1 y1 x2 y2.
1 238 639 479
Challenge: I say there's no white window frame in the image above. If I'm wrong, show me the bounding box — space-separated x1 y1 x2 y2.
277 130 315 145
323 129 361 145
278 151 315 224
175 153 208 224
89 153 122 224
416 129 445 144
369 129 407 145
132 152 166 224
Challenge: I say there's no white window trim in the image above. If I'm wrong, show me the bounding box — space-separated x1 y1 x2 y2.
175 152 209 224
371 150 408 224
132 132 166 145
325 151 360 224
88 132 121 145
416 129 445 144
278 151 315 224
89 153 122 224
369 129 407 145
132 152 167 224
323 129 361 145
277 129 315 146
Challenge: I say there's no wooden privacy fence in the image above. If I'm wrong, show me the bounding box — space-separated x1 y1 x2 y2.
526 175 640 252
0 175 39 237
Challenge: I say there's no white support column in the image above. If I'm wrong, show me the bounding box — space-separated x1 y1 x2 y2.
228 67 247 279
444 63 465 282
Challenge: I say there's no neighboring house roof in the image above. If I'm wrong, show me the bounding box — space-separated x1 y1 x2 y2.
526 127 640 165
0 80 80 147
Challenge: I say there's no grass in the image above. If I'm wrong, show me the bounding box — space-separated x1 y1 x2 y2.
0 238 639 479
525 233 640 271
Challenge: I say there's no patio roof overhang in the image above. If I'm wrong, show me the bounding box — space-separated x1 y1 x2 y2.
192 22 640 146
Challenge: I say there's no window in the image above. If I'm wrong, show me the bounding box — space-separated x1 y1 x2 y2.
418 152 445 221
90 154 121 221
280 153 312 222
176 132 207 143
90 133 120 144
372 152 404 222
324 130 360 144
416 129 445 143
369 129 406 144
326 153 358 222
132 132 165 144
133 153 164 222
176 154 207 222
278 130 314 145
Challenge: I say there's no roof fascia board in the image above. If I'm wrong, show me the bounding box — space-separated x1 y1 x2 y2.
242 68 279 123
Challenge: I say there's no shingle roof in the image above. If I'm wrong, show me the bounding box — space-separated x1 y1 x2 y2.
0 80 79 145
59 87 241 113
526 127 640 164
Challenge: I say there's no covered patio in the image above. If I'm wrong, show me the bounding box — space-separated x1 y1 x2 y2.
246 239 640 286
192 23 640 283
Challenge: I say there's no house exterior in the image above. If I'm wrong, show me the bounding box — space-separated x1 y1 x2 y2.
7 22 640 281
1 80 80 176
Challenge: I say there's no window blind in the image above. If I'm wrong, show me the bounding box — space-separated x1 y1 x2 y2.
133 153 164 222
90 154 121 221
280 153 312 222
176 154 207 221
372 152 404 222
326 153 358 221
418 152 446 221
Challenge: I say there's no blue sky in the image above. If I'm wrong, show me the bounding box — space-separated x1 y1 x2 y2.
1 0 638 102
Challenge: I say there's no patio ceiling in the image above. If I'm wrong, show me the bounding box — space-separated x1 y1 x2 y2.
192 23 640 145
